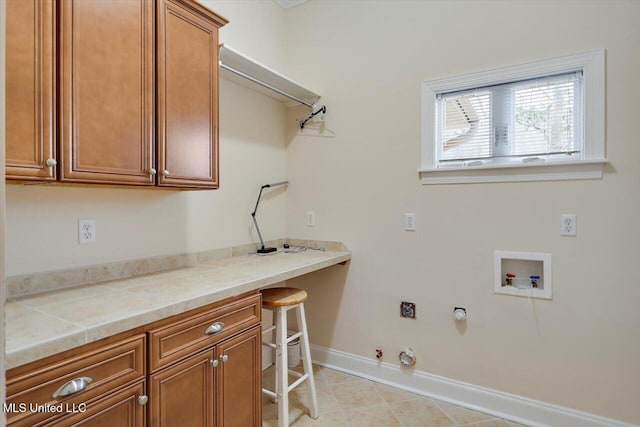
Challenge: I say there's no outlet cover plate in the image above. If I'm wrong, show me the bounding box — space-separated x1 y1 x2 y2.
79 219 96 244
404 213 416 231
560 214 577 236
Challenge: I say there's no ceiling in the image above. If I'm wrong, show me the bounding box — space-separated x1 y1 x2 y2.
273 0 309 9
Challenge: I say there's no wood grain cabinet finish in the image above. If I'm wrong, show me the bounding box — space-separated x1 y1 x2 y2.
148 293 261 427
6 294 260 427
149 326 261 427
6 334 145 426
45 381 146 427
6 0 56 181
7 0 227 189
157 0 227 188
149 349 215 427
58 0 155 185
216 326 262 427
148 293 260 372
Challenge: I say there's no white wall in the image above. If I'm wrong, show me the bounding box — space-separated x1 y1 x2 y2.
5 1 288 276
283 1 640 424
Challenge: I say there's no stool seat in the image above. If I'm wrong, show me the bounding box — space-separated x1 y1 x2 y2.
261 287 308 307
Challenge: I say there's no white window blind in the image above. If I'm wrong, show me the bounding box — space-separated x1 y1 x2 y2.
436 72 583 166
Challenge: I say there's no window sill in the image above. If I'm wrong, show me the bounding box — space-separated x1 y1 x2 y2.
419 159 607 184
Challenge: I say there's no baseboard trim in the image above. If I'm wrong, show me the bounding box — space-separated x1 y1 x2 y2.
310 344 636 427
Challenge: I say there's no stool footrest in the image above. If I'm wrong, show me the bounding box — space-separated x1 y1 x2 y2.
262 325 276 334
262 388 277 400
286 331 303 343
288 369 303 378
262 341 277 349
287 373 309 392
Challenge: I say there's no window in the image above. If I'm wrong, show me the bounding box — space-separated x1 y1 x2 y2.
421 51 605 184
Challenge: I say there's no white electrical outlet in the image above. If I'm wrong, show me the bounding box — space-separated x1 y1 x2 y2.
404 213 416 231
307 211 315 227
79 219 96 244
560 214 577 236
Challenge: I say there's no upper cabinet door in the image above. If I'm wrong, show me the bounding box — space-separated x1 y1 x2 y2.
157 0 227 189
6 0 56 181
59 0 154 185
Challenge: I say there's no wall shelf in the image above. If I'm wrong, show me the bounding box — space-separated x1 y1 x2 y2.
219 44 321 108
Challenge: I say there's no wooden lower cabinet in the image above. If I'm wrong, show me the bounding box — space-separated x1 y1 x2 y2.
6 335 146 427
149 325 262 427
149 350 215 427
7 294 261 427
46 381 146 427
217 326 262 427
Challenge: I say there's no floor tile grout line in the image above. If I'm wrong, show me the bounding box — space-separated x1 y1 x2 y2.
458 419 506 427
263 364 519 427
370 381 408 427
430 398 468 426
431 397 506 427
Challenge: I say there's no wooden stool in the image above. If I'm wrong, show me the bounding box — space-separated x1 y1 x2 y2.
261 287 318 426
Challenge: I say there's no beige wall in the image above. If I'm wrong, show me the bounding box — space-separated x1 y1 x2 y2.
5 1 288 276
283 1 640 424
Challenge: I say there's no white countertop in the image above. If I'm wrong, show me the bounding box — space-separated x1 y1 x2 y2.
6 247 351 370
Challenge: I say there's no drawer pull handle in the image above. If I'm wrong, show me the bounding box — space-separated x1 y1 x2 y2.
45 158 57 167
205 322 224 335
138 395 148 405
209 359 219 367
220 354 228 363
52 377 92 398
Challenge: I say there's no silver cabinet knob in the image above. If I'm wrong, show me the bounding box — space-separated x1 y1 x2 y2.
45 158 57 167
52 377 92 398
205 322 224 335
220 354 228 363
138 395 148 405
162 169 170 176
149 168 157 175
210 359 219 367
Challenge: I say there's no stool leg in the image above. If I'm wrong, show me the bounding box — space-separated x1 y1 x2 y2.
276 306 289 427
297 302 319 419
271 307 278 403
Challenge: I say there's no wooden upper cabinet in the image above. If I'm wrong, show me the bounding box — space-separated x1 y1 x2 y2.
6 0 56 181
58 0 154 185
157 0 228 188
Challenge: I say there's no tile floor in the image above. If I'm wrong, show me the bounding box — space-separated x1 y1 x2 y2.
262 364 529 427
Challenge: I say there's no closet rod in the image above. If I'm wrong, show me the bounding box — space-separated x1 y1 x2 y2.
219 63 314 108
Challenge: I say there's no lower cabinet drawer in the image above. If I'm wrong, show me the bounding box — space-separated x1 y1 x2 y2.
6 334 146 427
148 293 261 372
44 381 146 427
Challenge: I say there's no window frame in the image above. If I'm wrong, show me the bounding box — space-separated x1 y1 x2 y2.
420 50 606 184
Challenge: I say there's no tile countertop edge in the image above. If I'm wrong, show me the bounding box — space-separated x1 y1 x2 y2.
6 249 351 370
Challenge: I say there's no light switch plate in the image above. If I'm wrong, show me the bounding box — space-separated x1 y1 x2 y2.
307 211 315 227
